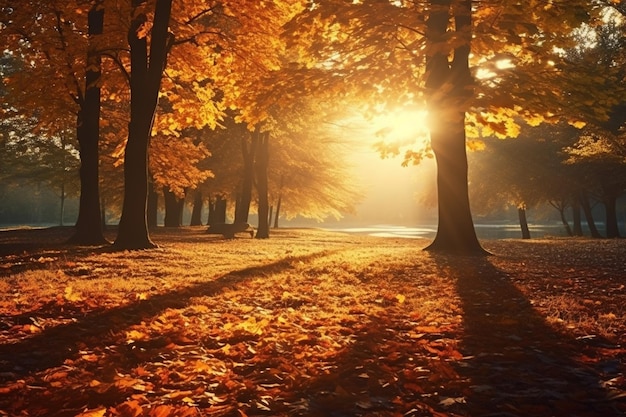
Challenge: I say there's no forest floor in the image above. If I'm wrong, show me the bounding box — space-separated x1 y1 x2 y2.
0 226 625 417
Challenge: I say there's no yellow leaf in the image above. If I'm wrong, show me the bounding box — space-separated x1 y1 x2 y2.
395 294 406 304
64 285 83 302
568 120 587 129
126 329 149 342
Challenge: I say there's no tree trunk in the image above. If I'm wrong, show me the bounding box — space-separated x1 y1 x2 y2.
115 0 173 250
60 181 66 226
255 131 270 239
234 128 258 224
518 205 531 239
268 205 273 229
423 0 485 255
68 1 107 245
604 194 621 238
163 189 183 227
559 207 574 237
209 195 227 225
190 190 203 226
147 181 158 228
273 195 282 228
580 191 602 238
571 196 583 236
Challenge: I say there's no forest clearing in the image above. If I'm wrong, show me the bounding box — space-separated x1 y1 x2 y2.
0 227 624 417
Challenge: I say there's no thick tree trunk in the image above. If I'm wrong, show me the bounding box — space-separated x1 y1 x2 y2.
255 131 270 239
68 2 107 245
190 190 203 226
115 0 172 249
423 0 485 255
518 206 531 239
235 129 258 224
580 191 602 238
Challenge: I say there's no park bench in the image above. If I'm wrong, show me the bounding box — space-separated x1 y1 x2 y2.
206 222 255 239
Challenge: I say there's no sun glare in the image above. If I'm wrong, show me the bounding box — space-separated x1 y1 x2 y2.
369 108 431 149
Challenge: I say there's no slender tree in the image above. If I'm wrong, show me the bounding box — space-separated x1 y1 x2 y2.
68 0 107 244
255 131 271 238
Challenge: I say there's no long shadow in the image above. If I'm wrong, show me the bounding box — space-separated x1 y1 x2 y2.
0 248 343 377
436 254 623 416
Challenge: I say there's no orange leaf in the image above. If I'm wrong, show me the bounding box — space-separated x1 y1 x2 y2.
75 408 107 417
115 400 143 417
149 405 175 417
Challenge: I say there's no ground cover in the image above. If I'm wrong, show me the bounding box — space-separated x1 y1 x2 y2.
0 227 624 417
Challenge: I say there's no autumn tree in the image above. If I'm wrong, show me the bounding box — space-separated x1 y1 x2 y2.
268 130 362 226
263 100 363 228
69 0 108 244
150 130 212 227
113 0 173 249
469 124 582 239
565 126 626 238
0 119 81 225
285 0 617 254
0 1 136 243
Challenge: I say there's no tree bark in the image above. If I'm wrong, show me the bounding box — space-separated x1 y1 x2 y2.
580 191 602 238
190 190 203 226
518 205 531 239
115 0 173 249
68 1 107 245
255 131 270 239
423 0 485 255
234 128 258 224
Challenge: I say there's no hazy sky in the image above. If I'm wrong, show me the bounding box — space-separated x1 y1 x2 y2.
327 143 438 227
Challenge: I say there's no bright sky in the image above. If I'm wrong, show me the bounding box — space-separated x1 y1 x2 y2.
326 108 438 226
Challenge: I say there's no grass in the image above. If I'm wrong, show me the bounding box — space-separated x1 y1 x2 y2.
0 226 625 417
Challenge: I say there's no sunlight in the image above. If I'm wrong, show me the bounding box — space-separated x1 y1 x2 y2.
476 58 515 80
335 106 437 226
369 108 431 150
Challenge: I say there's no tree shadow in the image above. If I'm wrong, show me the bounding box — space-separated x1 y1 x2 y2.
2 234 624 416
434 254 623 416
0 248 343 377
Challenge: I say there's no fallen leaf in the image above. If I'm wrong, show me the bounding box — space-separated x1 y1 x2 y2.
75 407 107 417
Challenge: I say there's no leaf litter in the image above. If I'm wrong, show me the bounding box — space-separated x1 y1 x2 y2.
0 227 624 416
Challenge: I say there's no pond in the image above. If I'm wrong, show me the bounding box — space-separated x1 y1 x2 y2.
328 223 574 240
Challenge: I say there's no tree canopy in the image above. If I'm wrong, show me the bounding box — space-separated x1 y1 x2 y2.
1 0 625 252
